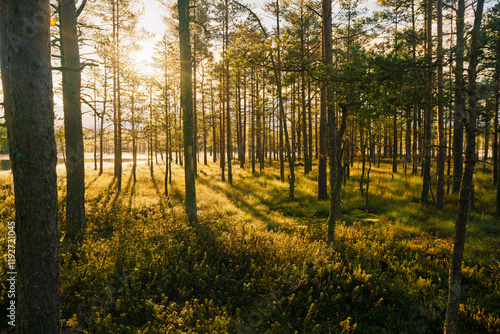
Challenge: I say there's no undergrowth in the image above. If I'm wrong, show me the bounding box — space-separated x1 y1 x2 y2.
0 159 499 333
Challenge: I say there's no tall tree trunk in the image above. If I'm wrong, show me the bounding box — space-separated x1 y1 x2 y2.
149 84 154 176
421 0 433 205
60 0 86 240
225 0 232 184
301 12 309 174
323 0 339 244
308 79 313 173
193 4 198 174
165 86 170 194
179 0 198 224
484 116 489 172
393 108 397 173
452 0 465 193
113 1 118 179
112 0 123 190
212 80 217 163
251 67 256 173
220 72 226 181
236 71 242 165
444 1 484 332
360 123 366 196
100 57 108 176
117 3 123 190
242 73 247 167
257 74 263 173
496 42 500 216
164 49 170 195
494 41 499 187
318 25 328 200
436 0 445 209
447 14 454 194
203 72 208 166
406 108 412 175
0 1 60 331
94 77 97 171
276 0 295 199
315 94 319 159
411 0 418 175
132 90 137 184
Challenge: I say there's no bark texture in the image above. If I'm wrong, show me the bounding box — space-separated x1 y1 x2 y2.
60 0 86 240
452 0 466 194
444 1 484 332
179 0 198 224
0 1 60 332
323 0 339 244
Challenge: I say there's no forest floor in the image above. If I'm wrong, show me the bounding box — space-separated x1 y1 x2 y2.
1 158 499 333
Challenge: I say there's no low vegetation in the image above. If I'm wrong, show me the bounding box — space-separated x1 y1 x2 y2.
1 160 499 333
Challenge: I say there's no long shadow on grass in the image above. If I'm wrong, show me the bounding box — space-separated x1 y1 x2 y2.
85 172 101 190
197 175 284 229
88 177 119 209
124 170 136 210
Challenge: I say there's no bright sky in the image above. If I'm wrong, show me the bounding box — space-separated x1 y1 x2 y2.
136 0 165 75
135 0 272 76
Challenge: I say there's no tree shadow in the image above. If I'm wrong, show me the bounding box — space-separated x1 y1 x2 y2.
149 169 168 212
124 170 135 210
196 176 283 229
85 173 101 190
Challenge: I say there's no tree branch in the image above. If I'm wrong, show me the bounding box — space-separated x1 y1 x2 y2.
76 0 87 18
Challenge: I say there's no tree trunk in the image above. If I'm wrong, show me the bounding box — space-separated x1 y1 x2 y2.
421 0 433 205
220 71 226 181
251 67 256 174
60 0 86 241
132 91 137 184
436 0 445 209
315 94 319 159
308 79 313 173
193 6 198 175
242 73 247 167
94 77 97 171
178 0 198 224
318 31 328 200
212 80 217 163
149 84 154 176
203 76 208 166
496 42 500 216
100 57 108 176
360 123 366 196
237 71 242 165
411 0 418 175
225 0 232 184
164 49 170 194
323 0 339 244
166 120 171 186
0 1 60 331
494 41 499 186
452 0 466 194
393 108 397 173
255 75 264 173
276 0 295 199
444 1 484 332
301 18 309 175
117 4 123 190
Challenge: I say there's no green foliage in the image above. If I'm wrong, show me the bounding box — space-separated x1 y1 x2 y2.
0 126 8 155
0 162 499 333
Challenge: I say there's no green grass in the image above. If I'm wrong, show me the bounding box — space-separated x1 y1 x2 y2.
0 159 499 333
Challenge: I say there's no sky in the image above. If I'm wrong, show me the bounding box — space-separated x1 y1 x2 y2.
136 0 166 74
135 0 275 75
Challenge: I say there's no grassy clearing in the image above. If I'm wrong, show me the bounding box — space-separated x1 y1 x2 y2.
0 159 499 333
